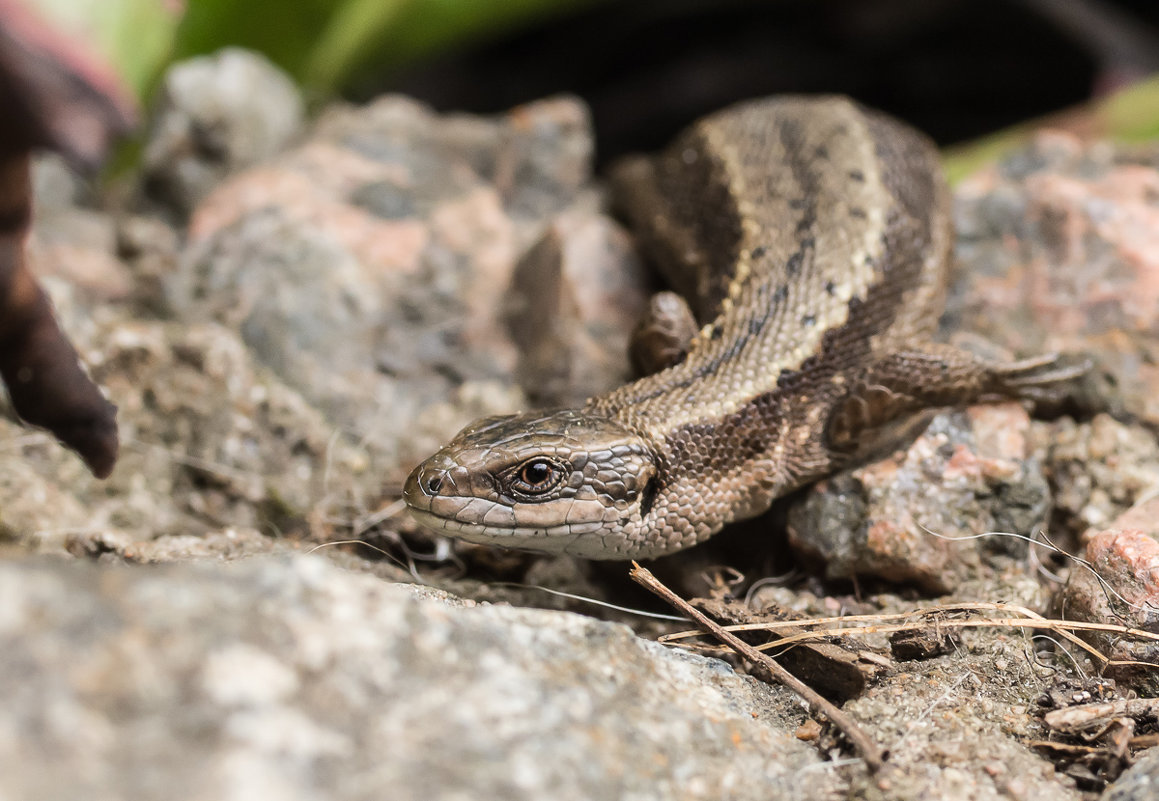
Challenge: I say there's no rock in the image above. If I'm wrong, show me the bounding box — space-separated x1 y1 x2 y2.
5 88 636 587
6 79 1159 801
0 555 840 801
847 653 1079 801
32 153 89 208
889 626 960 661
168 94 627 472
1 316 379 556
1055 496 1159 691
846 625 1079 801
504 195 651 406
754 571 1083 801
949 130 1159 428
1103 748 1159 801
787 403 1049 592
115 214 181 315
1046 414 1159 540
28 186 134 305
0 448 92 542
143 48 304 216
28 161 179 320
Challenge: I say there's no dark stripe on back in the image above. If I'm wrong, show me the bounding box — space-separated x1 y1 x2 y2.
659 112 935 482
615 115 821 405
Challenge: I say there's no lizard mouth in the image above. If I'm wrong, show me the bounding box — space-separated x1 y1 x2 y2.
403 467 607 550
405 504 601 556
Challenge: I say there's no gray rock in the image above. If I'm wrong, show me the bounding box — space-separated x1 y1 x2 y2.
787 403 1050 592
0 556 839 801
847 628 1081 801
1103 748 1159 801
9 89 1159 801
168 94 624 471
504 195 651 407
0 317 379 555
1055 494 1159 692
29 163 133 306
949 130 1159 428
32 153 88 209
143 48 304 215
1047 413 1159 540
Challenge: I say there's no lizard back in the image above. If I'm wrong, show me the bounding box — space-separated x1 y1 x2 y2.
404 96 1074 559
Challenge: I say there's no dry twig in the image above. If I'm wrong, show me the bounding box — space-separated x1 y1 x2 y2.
629 562 886 774
660 601 1159 674
1044 698 1159 735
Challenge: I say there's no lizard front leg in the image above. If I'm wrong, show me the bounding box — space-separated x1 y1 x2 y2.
826 343 1088 450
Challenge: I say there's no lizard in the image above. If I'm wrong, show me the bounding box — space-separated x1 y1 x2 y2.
403 95 1082 560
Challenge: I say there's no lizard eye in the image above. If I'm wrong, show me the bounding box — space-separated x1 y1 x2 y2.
511 458 565 496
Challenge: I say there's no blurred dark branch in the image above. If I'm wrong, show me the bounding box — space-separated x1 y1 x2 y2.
1018 0 1159 88
0 0 136 477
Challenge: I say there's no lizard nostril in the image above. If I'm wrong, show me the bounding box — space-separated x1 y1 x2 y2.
426 475 442 494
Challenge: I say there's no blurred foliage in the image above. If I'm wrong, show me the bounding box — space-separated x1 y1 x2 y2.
178 0 613 96
30 0 182 99
23 0 1159 180
27 0 612 104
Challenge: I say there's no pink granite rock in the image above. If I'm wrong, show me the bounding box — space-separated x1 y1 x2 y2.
788 403 1048 593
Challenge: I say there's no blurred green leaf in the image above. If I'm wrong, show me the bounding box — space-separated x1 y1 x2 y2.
173 0 613 96
1099 75 1159 142
305 0 612 93
171 0 339 78
303 0 409 93
28 0 181 98
27 0 617 105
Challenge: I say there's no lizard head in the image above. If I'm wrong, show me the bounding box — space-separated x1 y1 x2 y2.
403 409 660 558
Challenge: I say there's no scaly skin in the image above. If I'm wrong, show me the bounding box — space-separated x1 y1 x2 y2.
404 96 1080 559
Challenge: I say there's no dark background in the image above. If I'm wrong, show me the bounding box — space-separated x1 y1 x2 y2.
381 0 1159 164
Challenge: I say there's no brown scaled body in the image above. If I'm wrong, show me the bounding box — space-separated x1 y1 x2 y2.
405 96 1080 559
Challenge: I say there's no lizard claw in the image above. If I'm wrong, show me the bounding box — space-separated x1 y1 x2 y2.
992 353 1092 404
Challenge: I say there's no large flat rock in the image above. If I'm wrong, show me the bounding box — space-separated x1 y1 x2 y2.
0 555 837 801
